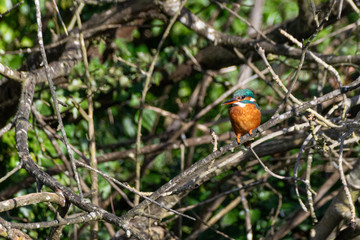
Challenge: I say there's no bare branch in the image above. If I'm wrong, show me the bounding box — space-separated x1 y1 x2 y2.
34 0 83 199
0 192 65 212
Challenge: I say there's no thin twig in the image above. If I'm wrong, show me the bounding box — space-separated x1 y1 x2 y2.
75 160 196 221
264 183 282 236
306 149 318 223
75 6 99 237
237 178 252 240
68 2 84 31
210 129 218 152
175 180 264 213
51 0 68 35
180 142 185 173
280 29 342 87
338 133 356 226
310 0 319 27
250 145 293 180
114 56 147 76
250 142 317 198
0 163 22 184
190 211 235 240
255 44 340 128
215 1 275 45
187 195 241 239
182 46 202 69
134 0 188 205
0 122 13 137
280 27 349 120
293 125 321 212
34 0 83 200
346 0 360 15
280 9 332 116
0 23 115 56
312 19 360 46
0 1 23 18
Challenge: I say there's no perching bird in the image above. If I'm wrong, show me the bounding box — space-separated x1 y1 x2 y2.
223 89 261 144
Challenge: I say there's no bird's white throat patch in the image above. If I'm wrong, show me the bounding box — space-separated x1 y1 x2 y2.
233 102 246 107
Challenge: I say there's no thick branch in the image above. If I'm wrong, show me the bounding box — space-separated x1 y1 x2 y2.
117 78 360 237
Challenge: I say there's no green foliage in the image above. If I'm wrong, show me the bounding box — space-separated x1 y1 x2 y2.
221 209 238 227
264 0 298 26
135 109 157 131
1 0 359 239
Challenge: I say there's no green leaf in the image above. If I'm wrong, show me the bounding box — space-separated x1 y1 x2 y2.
141 109 156 131
123 115 136 137
258 191 271 201
0 22 14 43
239 209 261 223
129 94 140 107
20 36 33 47
221 209 239 227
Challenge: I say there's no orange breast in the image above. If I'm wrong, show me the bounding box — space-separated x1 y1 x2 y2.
228 104 261 136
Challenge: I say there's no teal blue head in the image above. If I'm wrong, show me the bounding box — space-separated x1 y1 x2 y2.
233 89 255 99
223 89 257 106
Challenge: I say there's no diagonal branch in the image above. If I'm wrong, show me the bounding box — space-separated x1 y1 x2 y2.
14 78 135 237
117 78 360 238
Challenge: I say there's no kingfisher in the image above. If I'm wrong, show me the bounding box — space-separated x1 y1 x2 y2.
223 89 261 144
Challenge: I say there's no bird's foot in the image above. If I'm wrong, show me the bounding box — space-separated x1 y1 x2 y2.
236 135 241 144
248 129 254 136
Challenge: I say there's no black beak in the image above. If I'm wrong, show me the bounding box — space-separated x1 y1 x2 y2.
222 98 238 105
